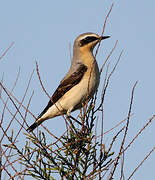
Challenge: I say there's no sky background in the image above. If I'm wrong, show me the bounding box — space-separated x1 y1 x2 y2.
0 0 155 179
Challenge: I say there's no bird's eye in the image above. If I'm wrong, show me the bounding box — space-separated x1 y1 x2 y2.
79 36 98 47
85 36 98 42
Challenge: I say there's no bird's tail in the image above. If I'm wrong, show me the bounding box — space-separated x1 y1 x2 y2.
27 118 45 132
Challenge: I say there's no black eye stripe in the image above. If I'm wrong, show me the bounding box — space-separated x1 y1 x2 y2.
85 36 98 42
79 36 98 46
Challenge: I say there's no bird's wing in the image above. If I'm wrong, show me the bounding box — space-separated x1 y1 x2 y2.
38 63 87 118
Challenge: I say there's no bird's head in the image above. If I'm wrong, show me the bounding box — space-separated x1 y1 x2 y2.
74 32 110 53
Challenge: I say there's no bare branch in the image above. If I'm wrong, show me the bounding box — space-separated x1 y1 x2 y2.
123 114 155 153
100 40 118 74
95 3 114 58
0 42 14 61
109 81 138 180
127 146 155 180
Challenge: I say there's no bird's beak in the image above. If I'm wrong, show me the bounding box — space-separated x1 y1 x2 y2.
100 36 110 40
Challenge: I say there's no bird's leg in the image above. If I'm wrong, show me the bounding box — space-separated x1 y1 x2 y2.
66 116 77 134
67 107 82 126
69 115 88 136
67 107 73 117
67 108 87 133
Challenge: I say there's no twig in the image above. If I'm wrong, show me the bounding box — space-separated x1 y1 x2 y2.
99 105 104 179
0 82 27 141
2 148 21 179
123 114 155 153
127 146 155 180
1 125 47 180
0 145 2 180
100 40 118 74
1 70 34 151
104 114 133 135
107 126 125 154
120 149 125 180
0 42 14 60
95 3 114 58
0 69 21 146
0 73 4 98
109 81 138 180
95 50 123 113
1 67 20 125
35 61 51 99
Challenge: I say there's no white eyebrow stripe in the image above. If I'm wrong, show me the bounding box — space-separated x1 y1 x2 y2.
78 34 99 41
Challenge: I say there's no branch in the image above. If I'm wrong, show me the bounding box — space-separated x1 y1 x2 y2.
109 81 138 180
0 42 14 61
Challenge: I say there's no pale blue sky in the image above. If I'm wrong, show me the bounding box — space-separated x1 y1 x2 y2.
1 0 155 179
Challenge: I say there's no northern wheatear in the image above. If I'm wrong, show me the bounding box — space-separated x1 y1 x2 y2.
27 32 110 132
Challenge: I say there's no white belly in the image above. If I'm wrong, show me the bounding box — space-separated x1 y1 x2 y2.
40 62 100 120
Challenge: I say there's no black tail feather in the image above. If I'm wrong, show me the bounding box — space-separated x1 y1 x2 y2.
27 122 38 132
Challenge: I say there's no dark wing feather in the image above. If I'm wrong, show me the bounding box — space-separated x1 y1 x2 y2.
38 63 87 118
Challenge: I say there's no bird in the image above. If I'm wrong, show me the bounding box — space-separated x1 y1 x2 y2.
27 32 110 132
